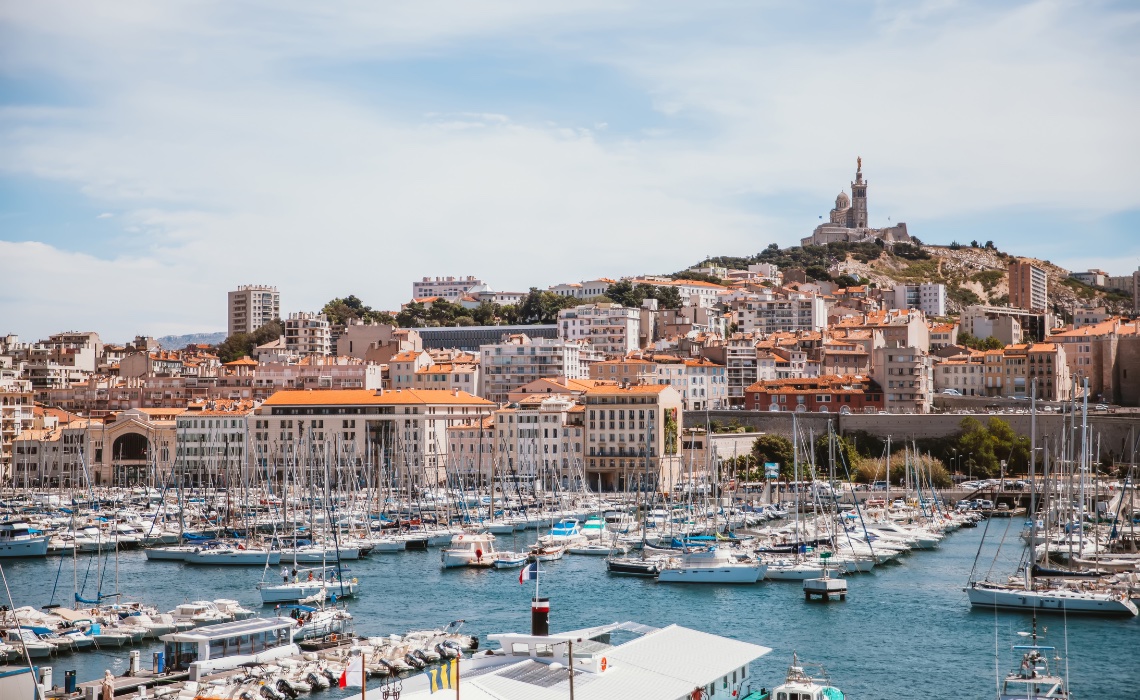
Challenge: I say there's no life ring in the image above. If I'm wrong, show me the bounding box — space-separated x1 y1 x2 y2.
331 634 337 642
600 657 607 672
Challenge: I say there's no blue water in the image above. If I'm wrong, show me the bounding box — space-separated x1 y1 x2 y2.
3 525 1137 698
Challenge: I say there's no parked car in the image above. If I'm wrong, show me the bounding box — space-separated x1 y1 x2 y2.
941 389 962 395
871 481 889 491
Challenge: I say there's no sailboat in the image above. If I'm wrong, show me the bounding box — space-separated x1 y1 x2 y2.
965 379 1138 617
997 619 1070 700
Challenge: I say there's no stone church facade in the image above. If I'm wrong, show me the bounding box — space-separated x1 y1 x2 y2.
800 158 912 247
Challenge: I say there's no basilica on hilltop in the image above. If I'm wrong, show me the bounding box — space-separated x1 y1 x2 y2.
800 158 912 247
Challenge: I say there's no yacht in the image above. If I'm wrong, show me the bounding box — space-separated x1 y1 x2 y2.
0 521 50 558
757 652 844 700
657 545 766 584
4 629 54 658
440 531 497 568
965 577 1138 617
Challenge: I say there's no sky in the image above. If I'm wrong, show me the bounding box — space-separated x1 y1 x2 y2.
1 1 1138 342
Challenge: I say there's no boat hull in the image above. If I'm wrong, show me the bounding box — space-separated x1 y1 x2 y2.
0 536 49 558
658 564 765 584
965 585 1138 617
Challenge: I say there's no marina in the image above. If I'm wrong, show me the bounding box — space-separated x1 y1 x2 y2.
0 499 1137 698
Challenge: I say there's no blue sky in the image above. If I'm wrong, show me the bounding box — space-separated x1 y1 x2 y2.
1 1 1138 341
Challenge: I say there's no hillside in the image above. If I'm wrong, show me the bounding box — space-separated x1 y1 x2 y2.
701 241 1132 318
156 331 226 349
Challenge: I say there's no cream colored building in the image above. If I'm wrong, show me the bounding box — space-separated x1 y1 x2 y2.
250 388 495 487
228 285 280 336
871 346 933 413
285 312 332 356
582 384 683 492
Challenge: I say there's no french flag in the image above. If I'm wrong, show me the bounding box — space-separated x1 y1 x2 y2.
339 656 363 688
519 561 539 584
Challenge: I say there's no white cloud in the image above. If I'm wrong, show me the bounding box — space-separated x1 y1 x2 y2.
0 1 1136 340
96 212 113 219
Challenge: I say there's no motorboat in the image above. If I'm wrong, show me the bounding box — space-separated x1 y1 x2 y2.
4 629 54 658
606 555 666 577
763 559 827 581
528 542 567 562
213 599 256 621
440 532 496 568
657 546 766 584
276 604 353 641
758 652 844 700
0 521 50 558
167 601 233 627
491 551 529 569
580 516 607 540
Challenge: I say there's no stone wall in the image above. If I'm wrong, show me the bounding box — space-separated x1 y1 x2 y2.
688 410 1140 461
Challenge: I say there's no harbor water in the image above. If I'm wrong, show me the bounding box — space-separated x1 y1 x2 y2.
3 524 1137 698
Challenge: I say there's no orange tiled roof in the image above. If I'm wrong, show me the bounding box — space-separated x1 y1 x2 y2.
262 389 494 406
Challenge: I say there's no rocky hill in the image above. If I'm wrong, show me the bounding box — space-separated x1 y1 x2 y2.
702 241 1132 318
156 331 226 349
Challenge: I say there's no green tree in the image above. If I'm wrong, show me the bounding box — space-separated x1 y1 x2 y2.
812 434 860 473
751 434 795 479
215 319 283 362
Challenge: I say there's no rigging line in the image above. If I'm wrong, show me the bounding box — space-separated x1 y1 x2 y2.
0 562 43 700
47 542 66 607
983 516 1014 582
968 504 995 584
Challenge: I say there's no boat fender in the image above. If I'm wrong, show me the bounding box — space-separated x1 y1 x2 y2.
475 548 483 560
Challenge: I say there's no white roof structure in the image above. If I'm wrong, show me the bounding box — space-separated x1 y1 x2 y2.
390 622 770 700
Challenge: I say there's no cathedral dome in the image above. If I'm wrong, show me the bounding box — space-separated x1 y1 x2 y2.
835 191 850 209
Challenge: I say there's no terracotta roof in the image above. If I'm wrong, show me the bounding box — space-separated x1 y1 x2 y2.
224 356 259 366
584 384 673 395
262 389 494 406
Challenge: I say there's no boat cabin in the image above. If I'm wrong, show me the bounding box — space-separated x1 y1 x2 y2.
160 617 297 677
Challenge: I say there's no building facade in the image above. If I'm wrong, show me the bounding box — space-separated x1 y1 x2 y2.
480 335 587 404
412 276 485 301
892 283 947 317
284 312 332 356
871 346 934 413
558 303 641 357
582 384 683 492
228 285 280 337
1008 261 1048 312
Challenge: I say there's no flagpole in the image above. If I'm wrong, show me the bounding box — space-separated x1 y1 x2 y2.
455 656 460 700
360 650 366 700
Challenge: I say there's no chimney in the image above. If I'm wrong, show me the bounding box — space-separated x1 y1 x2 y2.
531 597 550 636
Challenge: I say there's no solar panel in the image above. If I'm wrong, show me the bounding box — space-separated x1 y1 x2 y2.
496 660 583 689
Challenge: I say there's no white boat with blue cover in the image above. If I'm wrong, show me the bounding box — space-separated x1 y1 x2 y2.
0 521 49 558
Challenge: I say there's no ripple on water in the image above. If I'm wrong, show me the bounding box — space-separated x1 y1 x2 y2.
4 527 1137 698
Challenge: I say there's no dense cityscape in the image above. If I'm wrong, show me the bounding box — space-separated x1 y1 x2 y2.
2 3 1139 699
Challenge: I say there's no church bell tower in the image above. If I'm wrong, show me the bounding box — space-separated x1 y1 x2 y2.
850 156 868 228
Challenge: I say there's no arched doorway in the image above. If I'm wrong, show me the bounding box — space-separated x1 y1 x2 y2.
112 432 150 486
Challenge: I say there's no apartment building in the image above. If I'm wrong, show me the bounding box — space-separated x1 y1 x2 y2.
446 416 495 486
1008 260 1049 312
413 361 480 395
11 413 94 488
998 343 1071 401
284 312 332 356
336 322 422 363
489 395 585 486
730 289 827 334
589 358 657 386
871 346 934 413
558 303 641 356
175 400 255 486
412 276 485 301
934 354 985 396
548 279 615 299
0 378 34 481
250 388 495 485
1050 318 1140 403
228 285 280 336
480 334 588 404
891 283 947 317
743 376 883 413
834 309 930 353
582 384 683 493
